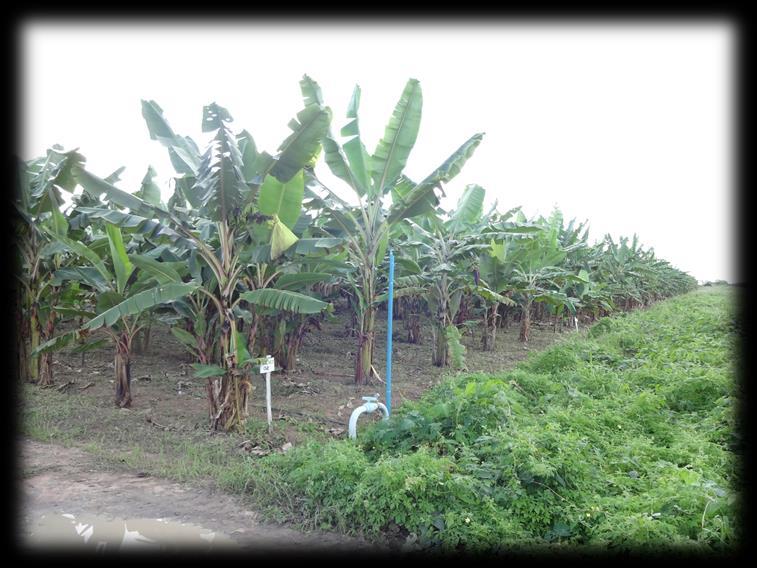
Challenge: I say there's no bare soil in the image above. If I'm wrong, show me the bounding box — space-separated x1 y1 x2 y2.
18 439 380 553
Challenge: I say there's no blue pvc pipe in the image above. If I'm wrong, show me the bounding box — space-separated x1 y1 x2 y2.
386 250 395 415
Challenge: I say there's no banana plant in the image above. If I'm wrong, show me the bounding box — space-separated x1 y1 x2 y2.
477 237 520 350
593 235 647 311
242 241 337 370
396 186 504 367
33 222 198 407
299 75 484 384
73 94 330 431
489 210 582 343
598 235 697 308
14 146 85 385
473 207 541 349
166 248 221 368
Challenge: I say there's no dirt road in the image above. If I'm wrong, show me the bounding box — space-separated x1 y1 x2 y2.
17 438 384 554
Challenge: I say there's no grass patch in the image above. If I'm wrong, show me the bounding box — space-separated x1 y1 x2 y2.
236 287 740 552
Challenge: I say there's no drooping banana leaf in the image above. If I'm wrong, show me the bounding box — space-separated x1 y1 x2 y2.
42 229 112 286
50 307 98 319
51 266 111 294
274 272 331 291
240 288 329 314
191 363 227 378
74 207 196 252
237 129 274 187
387 132 484 223
30 147 85 211
292 238 343 254
471 285 515 306
234 328 253 366
389 175 416 207
129 254 184 284
32 329 91 356
393 257 422 275
74 166 178 224
374 286 427 304
85 282 199 330
141 99 200 175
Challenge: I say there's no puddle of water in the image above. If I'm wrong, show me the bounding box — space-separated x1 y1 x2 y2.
24 512 239 552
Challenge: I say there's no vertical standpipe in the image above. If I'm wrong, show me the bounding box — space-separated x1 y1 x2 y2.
386 249 394 415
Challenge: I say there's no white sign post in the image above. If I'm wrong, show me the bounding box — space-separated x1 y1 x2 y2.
258 356 275 432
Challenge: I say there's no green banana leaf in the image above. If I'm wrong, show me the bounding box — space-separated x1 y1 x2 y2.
85 282 199 330
271 104 331 183
240 288 329 314
274 272 331 291
372 78 422 196
258 170 305 229
387 132 484 223
269 216 298 260
105 224 134 295
449 184 485 229
129 254 184 284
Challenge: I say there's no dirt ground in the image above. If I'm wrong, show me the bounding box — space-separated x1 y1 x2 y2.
19 306 581 552
18 439 382 553
44 306 572 437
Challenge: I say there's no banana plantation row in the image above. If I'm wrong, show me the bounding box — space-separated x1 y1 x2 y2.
14 76 698 432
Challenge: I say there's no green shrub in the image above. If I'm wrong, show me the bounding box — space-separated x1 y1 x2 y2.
248 288 738 551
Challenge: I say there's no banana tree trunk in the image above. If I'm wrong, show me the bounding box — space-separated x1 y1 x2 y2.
17 325 30 383
344 294 357 337
77 316 87 367
395 297 405 321
355 307 375 385
519 297 533 343
37 287 61 386
284 320 307 371
16 285 31 383
405 311 421 344
114 333 132 408
133 323 152 355
499 304 510 329
246 313 260 359
454 294 470 325
29 302 40 382
209 307 250 432
347 310 358 338
481 303 498 351
431 323 448 367
38 352 54 386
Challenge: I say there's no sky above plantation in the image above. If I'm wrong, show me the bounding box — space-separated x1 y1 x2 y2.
21 20 736 283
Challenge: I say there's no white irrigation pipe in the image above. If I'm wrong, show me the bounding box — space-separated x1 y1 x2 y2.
348 395 389 439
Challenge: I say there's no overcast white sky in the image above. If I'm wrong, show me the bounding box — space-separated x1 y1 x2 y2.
21 20 736 283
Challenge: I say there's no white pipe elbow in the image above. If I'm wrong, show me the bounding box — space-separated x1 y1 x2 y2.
348 398 389 439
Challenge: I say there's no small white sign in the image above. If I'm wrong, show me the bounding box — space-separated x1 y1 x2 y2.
259 357 275 374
